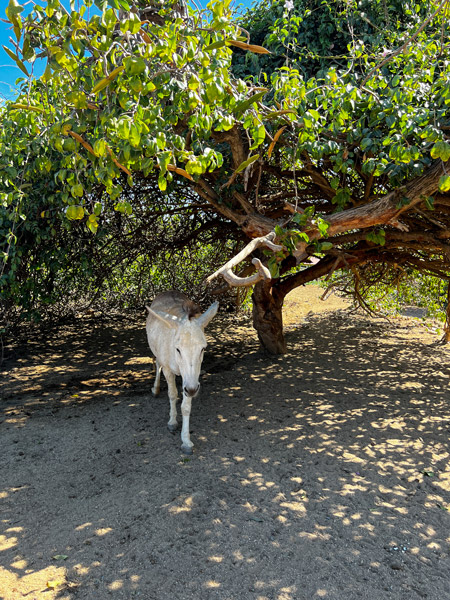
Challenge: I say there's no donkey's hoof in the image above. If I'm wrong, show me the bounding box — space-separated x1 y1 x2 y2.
167 422 179 433
151 389 160 397
181 444 193 455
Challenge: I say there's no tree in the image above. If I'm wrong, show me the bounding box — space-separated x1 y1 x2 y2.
2 0 450 352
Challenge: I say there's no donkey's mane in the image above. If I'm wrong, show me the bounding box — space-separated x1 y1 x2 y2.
150 290 202 321
182 299 202 320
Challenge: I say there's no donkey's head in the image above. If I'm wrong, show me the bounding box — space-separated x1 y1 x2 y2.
147 301 218 396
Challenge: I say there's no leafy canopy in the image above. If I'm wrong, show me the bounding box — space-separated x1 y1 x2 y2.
2 0 450 330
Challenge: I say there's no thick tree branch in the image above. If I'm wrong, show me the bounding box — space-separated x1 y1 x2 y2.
194 179 246 227
286 158 450 261
326 158 450 235
211 125 247 169
206 232 282 287
275 255 360 297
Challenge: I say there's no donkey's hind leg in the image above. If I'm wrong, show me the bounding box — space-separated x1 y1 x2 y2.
152 359 162 397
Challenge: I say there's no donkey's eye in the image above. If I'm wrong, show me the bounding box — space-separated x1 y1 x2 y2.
176 348 181 355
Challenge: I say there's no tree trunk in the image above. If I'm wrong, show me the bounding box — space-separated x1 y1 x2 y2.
443 281 450 343
252 281 287 354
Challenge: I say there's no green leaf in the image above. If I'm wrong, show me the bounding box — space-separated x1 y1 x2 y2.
157 151 172 175
188 75 200 90
292 212 307 226
158 173 167 191
117 119 131 140
250 124 265 150
439 175 450 192
9 102 44 113
234 89 268 116
265 109 296 120
185 158 203 177
422 470 434 477
129 124 141 147
2 45 28 76
320 242 333 251
292 230 309 243
93 139 106 156
102 7 117 30
205 82 223 102
71 183 84 198
66 205 84 220
92 66 124 94
366 229 386 246
267 256 279 278
114 201 129 213
431 141 450 161
87 214 99 234
204 40 226 51
41 64 52 83
6 0 24 17
317 219 329 236
235 154 259 173
124 56 146 76
62 137 77 152
66 90 88 109
120 13 141 33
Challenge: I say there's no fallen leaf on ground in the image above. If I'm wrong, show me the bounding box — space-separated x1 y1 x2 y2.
46 580 64 589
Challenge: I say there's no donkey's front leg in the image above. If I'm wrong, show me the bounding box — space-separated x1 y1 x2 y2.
163 367 179 433
180 392 194 455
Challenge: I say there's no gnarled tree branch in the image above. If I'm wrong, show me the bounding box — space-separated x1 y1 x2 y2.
206 232 282 287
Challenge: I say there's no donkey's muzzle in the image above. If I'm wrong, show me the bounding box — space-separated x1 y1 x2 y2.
184 384 200 397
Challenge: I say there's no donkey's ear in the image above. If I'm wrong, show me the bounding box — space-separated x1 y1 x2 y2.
196 301 219 329
146 307 180 329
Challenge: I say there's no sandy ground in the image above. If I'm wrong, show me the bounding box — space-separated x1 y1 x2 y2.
1 285 450 600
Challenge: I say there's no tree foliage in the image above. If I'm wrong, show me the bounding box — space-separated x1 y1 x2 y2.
1 152 240 324
1 0 246 325
233 0 432 79
2 0 450 350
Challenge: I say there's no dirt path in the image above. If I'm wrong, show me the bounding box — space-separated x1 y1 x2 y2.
1 286 450 600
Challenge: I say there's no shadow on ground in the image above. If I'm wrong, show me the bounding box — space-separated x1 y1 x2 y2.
1 308 450 600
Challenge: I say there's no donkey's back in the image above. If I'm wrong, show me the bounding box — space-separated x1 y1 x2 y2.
149 290 202 320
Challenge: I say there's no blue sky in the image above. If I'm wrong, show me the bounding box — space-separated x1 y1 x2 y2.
0 0 256 102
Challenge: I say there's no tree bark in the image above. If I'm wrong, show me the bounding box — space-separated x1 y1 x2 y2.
252 280 287 354
443 282 450 344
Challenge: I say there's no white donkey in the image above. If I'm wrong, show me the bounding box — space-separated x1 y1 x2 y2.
146 291 219 454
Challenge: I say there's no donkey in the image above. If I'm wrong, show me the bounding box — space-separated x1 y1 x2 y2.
146 291 219 454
